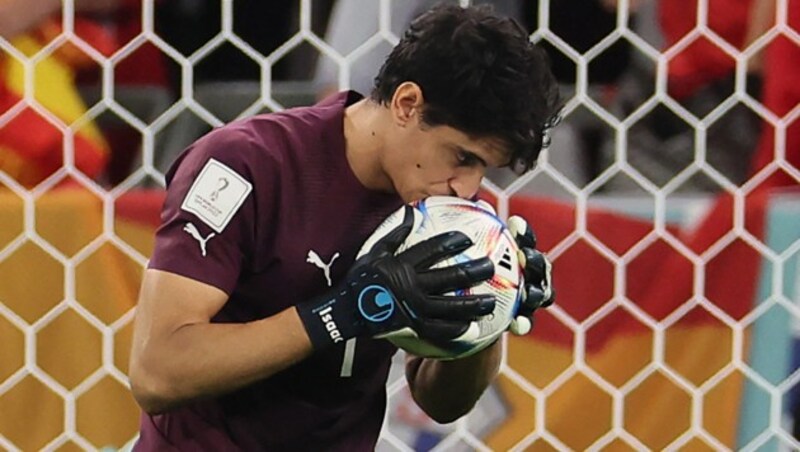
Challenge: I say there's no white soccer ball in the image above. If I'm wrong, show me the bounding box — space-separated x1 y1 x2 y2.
358 196 523 360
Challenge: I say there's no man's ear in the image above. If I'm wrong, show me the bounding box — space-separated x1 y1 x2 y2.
390 82 424 126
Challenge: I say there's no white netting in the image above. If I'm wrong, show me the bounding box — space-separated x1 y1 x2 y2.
0 0 798 450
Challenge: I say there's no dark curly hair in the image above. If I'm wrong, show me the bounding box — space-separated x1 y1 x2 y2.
371 3 562 173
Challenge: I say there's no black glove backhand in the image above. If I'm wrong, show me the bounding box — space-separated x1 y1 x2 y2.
297 206 497 350
507 215 554 335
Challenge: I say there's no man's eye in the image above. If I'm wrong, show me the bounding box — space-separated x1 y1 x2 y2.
457 151 480 166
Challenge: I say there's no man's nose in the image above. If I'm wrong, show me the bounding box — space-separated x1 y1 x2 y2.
448 167 484 199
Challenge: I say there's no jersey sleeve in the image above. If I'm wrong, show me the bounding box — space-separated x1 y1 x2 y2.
148 125 272 294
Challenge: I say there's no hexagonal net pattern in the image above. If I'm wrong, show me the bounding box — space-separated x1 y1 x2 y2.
0 0 798 450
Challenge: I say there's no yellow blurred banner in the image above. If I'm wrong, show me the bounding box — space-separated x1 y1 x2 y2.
0 187 154 450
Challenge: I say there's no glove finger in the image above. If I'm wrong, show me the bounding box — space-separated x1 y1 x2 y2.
522 285 546 312
522 248 546 281
509 316 532 335
416 257 494 293
399 231 473 269
507 215 537 249
420 294 496 320
542 286 555 308
516 248 527 268
532 253 554 307
517 282 556 318
372 205 416 256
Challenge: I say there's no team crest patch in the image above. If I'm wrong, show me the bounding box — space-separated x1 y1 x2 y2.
181 158 252 233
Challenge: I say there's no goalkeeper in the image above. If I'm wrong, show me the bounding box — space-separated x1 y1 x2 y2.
129 4 560 450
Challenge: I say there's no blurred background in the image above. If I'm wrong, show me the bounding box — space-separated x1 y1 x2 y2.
0 0 798 450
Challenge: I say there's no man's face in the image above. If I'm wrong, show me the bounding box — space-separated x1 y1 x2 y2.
383 119 510 203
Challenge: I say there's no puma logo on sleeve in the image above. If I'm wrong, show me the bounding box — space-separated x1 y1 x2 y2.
183 222 216 257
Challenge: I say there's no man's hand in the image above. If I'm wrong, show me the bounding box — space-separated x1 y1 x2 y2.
297 205 497 350
507 215 554 335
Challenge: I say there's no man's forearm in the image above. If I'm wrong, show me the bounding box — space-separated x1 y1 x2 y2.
130 308 313 414
405 340 502 424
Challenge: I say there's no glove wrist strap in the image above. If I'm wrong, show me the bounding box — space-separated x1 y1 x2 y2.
296 288 359 350
297 268 406 350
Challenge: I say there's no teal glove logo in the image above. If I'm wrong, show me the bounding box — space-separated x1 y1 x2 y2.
358 285 395 322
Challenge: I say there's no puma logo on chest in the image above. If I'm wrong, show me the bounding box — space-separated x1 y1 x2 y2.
306 250 340 287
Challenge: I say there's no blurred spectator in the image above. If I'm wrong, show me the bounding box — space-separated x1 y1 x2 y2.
659 0 763 100
596 0 770 193
0 0 118 187
521 0 641 87
155 1 333 85
76 0 173 186
519 0 644 193
313 0 519 97
314 0 640 94
149 1 334 174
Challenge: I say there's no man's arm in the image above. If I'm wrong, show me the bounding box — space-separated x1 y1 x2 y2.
130 205 497 415
128 269 313 414
404 340 502 424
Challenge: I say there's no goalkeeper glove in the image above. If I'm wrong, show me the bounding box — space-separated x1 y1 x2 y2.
297 205 497 350
507 215 554 335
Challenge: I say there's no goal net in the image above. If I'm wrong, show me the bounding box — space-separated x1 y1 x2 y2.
0 0 798 450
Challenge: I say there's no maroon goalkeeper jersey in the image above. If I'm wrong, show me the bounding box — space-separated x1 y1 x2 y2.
136 91 404 451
